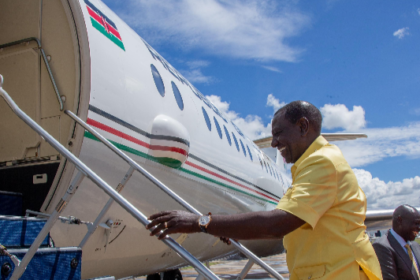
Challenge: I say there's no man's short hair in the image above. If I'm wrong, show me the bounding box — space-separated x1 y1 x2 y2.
393 204 418 219
274 101 322 134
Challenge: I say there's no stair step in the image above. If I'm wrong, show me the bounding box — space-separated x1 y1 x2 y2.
0 216 49 248
0 247 81 279
0 191 22 216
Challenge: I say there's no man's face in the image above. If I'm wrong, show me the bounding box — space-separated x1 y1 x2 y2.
271 112 304 164
400 210 420 242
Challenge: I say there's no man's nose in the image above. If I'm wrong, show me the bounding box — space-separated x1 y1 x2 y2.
271 138 277 148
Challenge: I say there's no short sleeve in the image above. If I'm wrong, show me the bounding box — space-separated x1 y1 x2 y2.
276 154 337 229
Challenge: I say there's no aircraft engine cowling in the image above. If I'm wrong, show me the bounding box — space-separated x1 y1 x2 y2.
148 115 190 168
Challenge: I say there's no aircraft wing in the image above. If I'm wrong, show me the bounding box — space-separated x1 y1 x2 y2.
253 133 367 149
365 208 420 231
364 209 394 231
321 133 367 142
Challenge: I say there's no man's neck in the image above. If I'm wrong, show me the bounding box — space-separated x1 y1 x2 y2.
391 228 408 243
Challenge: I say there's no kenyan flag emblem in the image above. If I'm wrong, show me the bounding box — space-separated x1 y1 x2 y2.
85 0 125 51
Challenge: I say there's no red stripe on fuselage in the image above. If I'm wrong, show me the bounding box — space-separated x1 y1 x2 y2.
86 6 122 41
87 118 149 148
185 161 278 202
149 145 188 156
86 119 187 156
86 118 278 203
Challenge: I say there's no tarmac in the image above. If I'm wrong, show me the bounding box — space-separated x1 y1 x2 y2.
180 253 289 280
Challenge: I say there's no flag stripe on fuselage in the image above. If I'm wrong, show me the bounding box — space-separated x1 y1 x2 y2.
86 106 281 203
85 0 117 29
86 6 122 41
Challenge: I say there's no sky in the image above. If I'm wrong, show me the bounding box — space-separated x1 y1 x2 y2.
103 0 420 210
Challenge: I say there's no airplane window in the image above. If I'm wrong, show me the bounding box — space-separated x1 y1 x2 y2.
246 145 253 161
232 122 245 137
214 117 222 139
150 64 165 97
268 164 273 176
263 161 268 173
239 139 247 157
171 81 184 110
223 126 232 146
202 107 211 131
232 133 240 152
203 97 213 109
258 155 263 169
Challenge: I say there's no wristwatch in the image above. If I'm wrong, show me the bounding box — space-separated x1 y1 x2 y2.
198 212 212 233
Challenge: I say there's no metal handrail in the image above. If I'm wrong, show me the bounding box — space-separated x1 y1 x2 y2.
65 112 284 280
0 75 219 280
0 37 64 110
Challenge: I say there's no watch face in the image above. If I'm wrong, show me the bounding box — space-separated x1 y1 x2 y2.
199 216 210 226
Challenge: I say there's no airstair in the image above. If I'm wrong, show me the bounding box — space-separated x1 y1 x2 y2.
0 74 284 280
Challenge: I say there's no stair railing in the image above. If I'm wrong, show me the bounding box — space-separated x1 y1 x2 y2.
64 112 284 280
0 75 220 280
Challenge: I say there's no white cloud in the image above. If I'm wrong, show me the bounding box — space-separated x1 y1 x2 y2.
334 122 420 167
354 168 420 210
113 0 309 62
186 60 211 69
262 66 282 73
180 60 214 84
182 69 213 84
393 27 410 39
412 107 420 116
206 95 277 139
321 104 366 131
266 94 286 113
417 8 420 15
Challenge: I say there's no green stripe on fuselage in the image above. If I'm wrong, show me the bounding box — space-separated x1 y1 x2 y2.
84 131 276 205
90 18 125 51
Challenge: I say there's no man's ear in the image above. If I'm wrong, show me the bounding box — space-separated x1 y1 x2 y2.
397 216 403 226
298 117 309 136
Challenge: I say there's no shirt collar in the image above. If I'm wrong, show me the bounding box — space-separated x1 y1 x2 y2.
291 135 328 179
390 228 409 248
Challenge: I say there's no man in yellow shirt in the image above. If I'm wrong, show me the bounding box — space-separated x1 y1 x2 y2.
146 101 382 280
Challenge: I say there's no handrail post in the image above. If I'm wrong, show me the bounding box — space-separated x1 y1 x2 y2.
236 260 254 280
10 171 85 280
79 167 135 248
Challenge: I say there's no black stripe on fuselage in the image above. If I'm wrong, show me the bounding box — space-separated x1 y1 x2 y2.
87 105 280 200
188 154 280 200
88 105 190 147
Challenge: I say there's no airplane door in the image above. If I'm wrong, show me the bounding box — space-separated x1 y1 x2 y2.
0 0 43 162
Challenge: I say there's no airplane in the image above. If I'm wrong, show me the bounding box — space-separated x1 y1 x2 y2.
0 0 396 279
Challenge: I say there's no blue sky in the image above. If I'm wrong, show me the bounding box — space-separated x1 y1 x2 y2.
103 0 420 209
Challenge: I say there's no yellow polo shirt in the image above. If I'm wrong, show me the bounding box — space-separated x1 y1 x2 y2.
277 136 382 280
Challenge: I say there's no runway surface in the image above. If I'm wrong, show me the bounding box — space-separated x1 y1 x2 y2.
180 253 289 280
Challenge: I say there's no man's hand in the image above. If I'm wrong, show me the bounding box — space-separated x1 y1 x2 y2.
218 236 237 245
146 209 304 241
146 210 200 240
